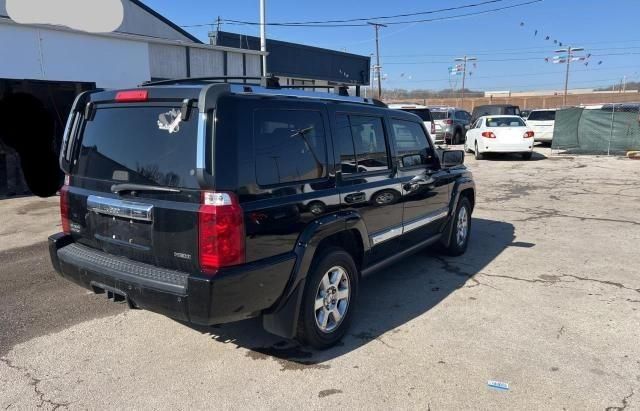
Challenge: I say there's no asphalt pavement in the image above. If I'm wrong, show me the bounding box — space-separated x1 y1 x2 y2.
1 146 639 409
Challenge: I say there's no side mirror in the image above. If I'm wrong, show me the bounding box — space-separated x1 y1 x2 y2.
442 150 465 168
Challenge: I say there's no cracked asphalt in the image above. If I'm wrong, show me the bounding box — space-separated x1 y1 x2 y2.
1 145 639 409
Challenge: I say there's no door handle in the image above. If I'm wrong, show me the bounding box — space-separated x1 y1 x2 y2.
344 192 366 204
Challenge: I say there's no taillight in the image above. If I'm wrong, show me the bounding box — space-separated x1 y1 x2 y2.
523 131 535 138
198 192 245 275
60 175 71 234
481 131 496 138
444 119 453 125
115 90 148 102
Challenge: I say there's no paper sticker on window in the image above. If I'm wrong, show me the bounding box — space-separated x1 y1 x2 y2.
157 109 182 134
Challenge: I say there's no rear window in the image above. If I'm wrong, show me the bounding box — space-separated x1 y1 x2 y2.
486 117 526 127
527 111 556 121
75 106 199 188
477 106 520 116
430 111 449 120
399 109 432 122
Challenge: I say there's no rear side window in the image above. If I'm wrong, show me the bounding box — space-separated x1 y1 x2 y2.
391 119 434 168
75 106 199 188
253 109 327 186
335 114 389 174
527 111 556 121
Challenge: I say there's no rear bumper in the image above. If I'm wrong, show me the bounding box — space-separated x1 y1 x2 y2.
48 233 295 325
534 132 553 142
478 140 533 153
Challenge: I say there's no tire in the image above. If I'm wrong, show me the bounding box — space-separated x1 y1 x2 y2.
297 247 358 349
441 196 472 256
453 130 462 145
474 142 484 160
521 152 532 160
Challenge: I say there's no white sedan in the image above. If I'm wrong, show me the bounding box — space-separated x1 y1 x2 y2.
464 115 535 160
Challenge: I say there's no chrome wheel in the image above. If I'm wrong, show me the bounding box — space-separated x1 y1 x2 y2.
314 266 350 333
456 205 469 247
375 192 395 205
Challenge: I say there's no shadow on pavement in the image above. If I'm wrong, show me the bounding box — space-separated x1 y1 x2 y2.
182 218 517 367
469 151 547 161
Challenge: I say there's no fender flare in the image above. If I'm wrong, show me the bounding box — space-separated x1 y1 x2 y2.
262 211 369 338
440 178 475 247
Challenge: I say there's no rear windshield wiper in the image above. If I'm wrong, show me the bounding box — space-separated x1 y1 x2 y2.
111 183 181 194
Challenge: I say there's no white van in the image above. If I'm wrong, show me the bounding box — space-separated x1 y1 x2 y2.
526 109 556 143
388 104 439 144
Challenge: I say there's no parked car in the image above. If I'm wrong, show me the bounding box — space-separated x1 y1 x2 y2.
428 107 472 145
464 115 535 160
471 104 521 123
49 80 475 349
388 103 438 144
525 109 556 143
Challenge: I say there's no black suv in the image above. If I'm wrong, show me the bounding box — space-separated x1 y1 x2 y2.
49 79 475 349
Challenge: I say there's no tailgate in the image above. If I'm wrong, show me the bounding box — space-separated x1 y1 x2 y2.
66 102 203 272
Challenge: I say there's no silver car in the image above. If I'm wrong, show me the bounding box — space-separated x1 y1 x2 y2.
428 107 472 145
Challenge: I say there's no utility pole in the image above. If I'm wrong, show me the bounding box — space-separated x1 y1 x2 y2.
454 56 476 107
556 46 584 107
368 22 386 100
259 0 267 78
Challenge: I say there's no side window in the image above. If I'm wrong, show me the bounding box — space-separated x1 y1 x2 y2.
391 119 434 168
335 114 389 174
254 109 327 186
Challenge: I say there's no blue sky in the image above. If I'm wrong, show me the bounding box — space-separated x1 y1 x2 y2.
144 0 640 91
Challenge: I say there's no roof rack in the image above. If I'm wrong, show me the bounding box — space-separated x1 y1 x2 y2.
141 76 387 107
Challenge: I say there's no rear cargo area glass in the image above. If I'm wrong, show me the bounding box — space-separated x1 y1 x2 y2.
75 106 199 188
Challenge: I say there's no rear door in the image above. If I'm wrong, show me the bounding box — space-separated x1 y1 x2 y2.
67 100 202 272
389 118 452 244
332 111 404 264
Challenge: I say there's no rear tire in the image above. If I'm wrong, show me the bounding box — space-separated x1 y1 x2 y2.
453 130 462 145
441 197 472 256
521 152 532 160
297 247 358 349
474 142 483 160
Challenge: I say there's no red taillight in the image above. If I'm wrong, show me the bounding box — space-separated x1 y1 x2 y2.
115 90 148 102
444 119 454 125
198 192 245 275
481 131 497 139
523 131 535 138
60 175 71 234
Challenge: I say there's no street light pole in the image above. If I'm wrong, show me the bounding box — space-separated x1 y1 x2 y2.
368 22 386 100
454 56 476 107
259 0 267 78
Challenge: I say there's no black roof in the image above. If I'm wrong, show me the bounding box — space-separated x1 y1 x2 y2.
214 31 370 85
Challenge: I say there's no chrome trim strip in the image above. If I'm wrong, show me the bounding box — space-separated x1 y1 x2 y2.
87 196 153 222
403 208 449 234
371 226 402 246
196 112 207 170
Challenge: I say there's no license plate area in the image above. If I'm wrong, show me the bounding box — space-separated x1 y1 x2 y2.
93 214 153 249
87 195 154 249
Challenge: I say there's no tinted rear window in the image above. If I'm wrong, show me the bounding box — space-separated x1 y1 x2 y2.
486 117 526 127
527 111 556 121
430 111 449 120
399 109 432 122
75 106 199 188
476 106 520 116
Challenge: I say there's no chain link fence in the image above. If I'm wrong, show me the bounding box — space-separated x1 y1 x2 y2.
552 103 640 154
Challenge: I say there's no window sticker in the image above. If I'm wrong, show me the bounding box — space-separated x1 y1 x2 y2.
157 109 182 134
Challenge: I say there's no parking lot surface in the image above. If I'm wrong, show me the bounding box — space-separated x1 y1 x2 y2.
1 145 639 409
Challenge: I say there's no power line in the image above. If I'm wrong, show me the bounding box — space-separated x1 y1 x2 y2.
384 52 640 65
183 0 543 28
382 46 640 58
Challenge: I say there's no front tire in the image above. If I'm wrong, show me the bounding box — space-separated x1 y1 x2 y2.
441 197 472 256
297 247 358 349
